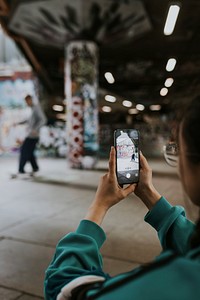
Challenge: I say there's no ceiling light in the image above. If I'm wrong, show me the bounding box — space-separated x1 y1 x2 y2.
166 58 177 72
102 106 112 112
52 105 64 112
150 104 161 111
164 5 180 36
105 95 116 102
164 78 174 87
136 104 145 111
122 100 132 107
104 72 115 84
160 87 168 96
128 108 139 114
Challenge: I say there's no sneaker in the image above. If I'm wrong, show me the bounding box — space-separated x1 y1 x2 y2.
10 173 18 179
10 173 31 180
29 171 36 177
29 168 40 177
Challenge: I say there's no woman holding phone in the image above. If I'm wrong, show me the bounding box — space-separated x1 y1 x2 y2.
44 98 200 300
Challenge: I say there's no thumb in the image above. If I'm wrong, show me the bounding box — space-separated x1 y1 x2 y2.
123 183 137 197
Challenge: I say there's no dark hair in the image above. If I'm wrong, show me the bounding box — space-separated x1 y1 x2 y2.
190 217 200 249
178 97 200 248
178 97 200 164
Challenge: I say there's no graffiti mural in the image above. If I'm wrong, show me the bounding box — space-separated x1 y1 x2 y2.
0 78 37 108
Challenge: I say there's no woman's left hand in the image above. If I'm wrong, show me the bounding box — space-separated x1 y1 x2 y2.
84 147 136 225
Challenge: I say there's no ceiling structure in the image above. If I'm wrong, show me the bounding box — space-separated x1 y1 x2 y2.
0 0 200 117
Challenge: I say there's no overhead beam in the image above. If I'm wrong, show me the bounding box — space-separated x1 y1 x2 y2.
19 38 45 73
0 16 53 91
0 0 53 90
18 38 54 90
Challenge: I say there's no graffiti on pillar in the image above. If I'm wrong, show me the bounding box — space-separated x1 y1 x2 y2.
67 95 84 168
65 41 99 169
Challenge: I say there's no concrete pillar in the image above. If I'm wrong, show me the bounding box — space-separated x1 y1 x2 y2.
65 41 99 169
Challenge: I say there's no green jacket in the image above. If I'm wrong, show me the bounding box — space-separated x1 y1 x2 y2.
44 197 200 299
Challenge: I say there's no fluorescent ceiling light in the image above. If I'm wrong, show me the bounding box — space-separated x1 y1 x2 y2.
164 5 180 36
160 87 168 96
105 95 116 102
129 108 139 114
52 105 64 112
150 104 161 111
166 58 177 72
164 78 174 87
102 106 112 112
136 104 145 111
122 100 132 107
104 72 115 84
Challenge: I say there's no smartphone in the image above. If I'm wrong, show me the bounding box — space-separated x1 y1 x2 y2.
114 129 140 186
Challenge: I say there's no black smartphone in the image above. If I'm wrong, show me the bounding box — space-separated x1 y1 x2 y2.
114 129 140 186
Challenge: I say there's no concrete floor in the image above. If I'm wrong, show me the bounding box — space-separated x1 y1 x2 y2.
0 154 198 299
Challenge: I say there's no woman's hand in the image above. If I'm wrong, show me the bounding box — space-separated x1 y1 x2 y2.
134 152 161 210
94 146 136 208
84 146 136 225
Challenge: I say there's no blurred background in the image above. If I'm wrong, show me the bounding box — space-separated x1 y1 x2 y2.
0 1 200 299
1 0 199 159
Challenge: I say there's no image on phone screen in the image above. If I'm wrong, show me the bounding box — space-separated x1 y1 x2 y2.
114 129 139 185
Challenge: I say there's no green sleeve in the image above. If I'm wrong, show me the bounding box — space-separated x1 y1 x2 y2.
145 196 195 254
44 219 108 300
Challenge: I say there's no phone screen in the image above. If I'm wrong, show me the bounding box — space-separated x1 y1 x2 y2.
114 129 139 185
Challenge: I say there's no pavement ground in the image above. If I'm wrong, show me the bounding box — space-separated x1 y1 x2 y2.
0 155 199 299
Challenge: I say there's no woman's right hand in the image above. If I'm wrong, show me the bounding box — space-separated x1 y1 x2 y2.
134 152 161 210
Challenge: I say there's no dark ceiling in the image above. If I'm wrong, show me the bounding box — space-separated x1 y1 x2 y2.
0 0 200 115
